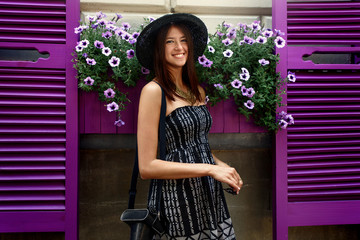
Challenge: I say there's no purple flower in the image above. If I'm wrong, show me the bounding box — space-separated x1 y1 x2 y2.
238 23 247 30
148 16 155 22
129 38 136 45
79 39 90 48
274 29 285 36
247 87 256 98
114 118 125 127
241 86 248 96
259 59 269 66
126 49 135 59
262 29 273 38
284 114 295 125
244 36 255 45
102 31 113 39
96 11 106 19
82 53 88 58
231 79 242 89
216 31 225 37
132 32 140 39
244 100 255 109
107 102 119 112
104 88 116 98
279 111 287 118
223 49 233 58
115 13 123 22
122 22 131 31
287 71 296 82
223 22 232 28
91 23 99 29
226 29 237 39
86 58 96 65
87 15 95 22
115 29 125 37
214 83 223 89
208 46 215 53
239 72 250 81
75 45 83 52
203 59 213 68
205 96 209 104
198 55 207 65
84 77 94 86
108 56 120 67
97 19 107 26
250 21 261 31
222 38 234 46
241 67 249 75
102 47 112 56
279 119 288 129
122 33 131 41
94 40 104 49
74 26 83 34
275 36 286 48
141 67 150 75
106 24 116 31
256 36 267 44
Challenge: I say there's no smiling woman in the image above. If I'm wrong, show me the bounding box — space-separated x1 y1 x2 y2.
134 13 242 239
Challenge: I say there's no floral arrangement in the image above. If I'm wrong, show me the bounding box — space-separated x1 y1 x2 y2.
72 12 152 126
73 12 295 131
196 21 296 131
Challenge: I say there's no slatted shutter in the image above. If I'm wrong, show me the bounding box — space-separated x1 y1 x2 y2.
0 0 78 238
273 0 360 239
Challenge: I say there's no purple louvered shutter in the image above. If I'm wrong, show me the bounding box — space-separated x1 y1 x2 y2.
273 1 360 239
0 0 79 238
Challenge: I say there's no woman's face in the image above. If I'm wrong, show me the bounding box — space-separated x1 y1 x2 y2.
164 25 188 70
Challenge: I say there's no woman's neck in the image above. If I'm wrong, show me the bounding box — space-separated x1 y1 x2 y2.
168 66 184 87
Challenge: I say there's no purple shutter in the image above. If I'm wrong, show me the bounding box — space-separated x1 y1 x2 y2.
0 0 79 238
273 1 360 239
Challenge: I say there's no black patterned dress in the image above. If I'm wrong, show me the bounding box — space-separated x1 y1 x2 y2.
149 105 236 239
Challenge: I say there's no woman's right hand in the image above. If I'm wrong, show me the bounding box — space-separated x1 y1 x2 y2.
208 165 243 194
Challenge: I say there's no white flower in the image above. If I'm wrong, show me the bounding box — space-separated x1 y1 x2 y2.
108 56 120 67
102 47 112 56
275 36 286 48
223 49 233 58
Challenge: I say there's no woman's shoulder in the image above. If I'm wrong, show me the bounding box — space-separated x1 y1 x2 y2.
140 80 162 102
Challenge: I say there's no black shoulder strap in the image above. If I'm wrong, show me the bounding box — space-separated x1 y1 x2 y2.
127 82 166 210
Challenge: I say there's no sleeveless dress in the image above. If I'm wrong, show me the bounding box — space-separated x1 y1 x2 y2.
148 105 236 239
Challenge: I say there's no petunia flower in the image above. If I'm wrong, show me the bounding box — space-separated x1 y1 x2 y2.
126 49 135 59
86 58 96 65
262 29 273 38
244 36 255 45
256 36 267 44
106 24 116 31
198 55 207 65
94 40 104 49
114 118 125 127
279 119 288 129
102 47 112 56
247 87 256 98
223 22 232 28
287 71 296 82
239 72 250 81
129 38 136 45
122 22 131 31
205 96 209 104
241 67 249 75
214 83 224 89
231 79 242 89
74 26 87 34
284 114 295 125
108 56 120 67
75 45 83 52
96 11 106 19
115 13 123 22
79 40 90 48
223 49 233 58
259 59 270 66
241 86 248 96
141 67 150 75
275 36 286 48
222 38 234 46
82 53 88 58
274 29 285 36
132 32 140 39
244 100 255 109
97 19 107 26
102 31 113 39
216 31 225 37
203 59 213 68
83 77 94 86
250 21 261 31
104 88 116 98
226 29 237 39
208 46 215 53
107 102 119 112
122 33 131 41
147 16 155 22
87 15 96 22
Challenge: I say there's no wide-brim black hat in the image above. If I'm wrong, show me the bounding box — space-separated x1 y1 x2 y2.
136 13 208 70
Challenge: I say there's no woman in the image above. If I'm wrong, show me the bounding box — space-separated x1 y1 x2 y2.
136 13 243 239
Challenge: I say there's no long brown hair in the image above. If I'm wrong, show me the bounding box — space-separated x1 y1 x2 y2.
153 23 202 104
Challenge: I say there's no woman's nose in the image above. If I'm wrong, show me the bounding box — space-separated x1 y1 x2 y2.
174 41 183 50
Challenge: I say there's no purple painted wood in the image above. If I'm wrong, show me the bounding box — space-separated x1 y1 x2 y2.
274 0 360 239
0 0 78 239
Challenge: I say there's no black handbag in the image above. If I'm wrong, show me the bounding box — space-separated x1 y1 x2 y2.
121 84 166 239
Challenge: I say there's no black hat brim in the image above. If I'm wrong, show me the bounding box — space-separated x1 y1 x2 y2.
136 13 208 70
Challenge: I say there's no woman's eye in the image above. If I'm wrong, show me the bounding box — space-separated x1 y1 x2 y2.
166 40 174 44
181 39 187 42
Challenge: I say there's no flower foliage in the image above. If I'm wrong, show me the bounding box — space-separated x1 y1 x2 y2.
73 13 295 131
72 12 152 124
196 21 295 131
